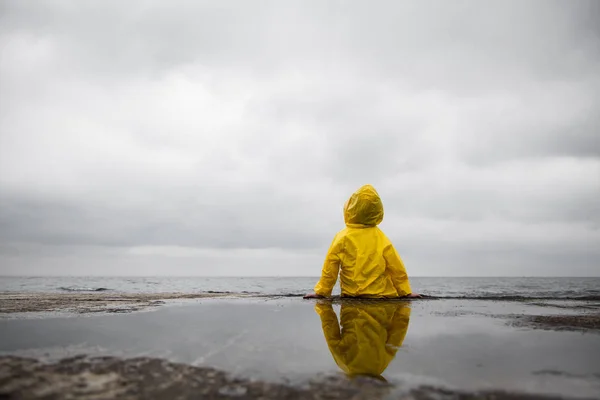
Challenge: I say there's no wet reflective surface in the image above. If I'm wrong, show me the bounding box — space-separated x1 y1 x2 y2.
1 298 599 398
315 301 410 380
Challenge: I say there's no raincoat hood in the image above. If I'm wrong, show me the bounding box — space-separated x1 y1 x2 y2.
344 185 384 228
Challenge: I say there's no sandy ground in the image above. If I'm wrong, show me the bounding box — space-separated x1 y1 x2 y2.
0 292 241 315
510 314 600 332
0 355 569 400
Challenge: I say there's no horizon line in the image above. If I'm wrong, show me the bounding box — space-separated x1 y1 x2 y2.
1 275 598 278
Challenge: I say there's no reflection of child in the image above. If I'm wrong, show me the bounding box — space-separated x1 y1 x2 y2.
316 302 411 378
305 185 419 299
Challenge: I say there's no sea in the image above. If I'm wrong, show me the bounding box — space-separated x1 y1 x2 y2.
1 276 599 299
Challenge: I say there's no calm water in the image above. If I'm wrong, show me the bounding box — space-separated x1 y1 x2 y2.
1 276 599 299
2 299 599 398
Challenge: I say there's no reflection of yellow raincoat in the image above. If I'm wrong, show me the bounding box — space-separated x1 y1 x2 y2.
316 302 411 378
314 185 412 297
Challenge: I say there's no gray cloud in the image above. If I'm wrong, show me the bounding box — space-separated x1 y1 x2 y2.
0 0 599 276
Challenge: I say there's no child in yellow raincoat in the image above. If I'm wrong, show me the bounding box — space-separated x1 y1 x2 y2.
305 185 420 299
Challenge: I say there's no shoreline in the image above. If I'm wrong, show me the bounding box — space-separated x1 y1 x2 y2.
1 295 599 399
0 291 244 315
1 291 599 333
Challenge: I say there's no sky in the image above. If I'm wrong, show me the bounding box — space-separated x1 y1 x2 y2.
0 0 599 277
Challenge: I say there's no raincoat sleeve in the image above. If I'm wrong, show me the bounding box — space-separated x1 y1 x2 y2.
383 243 412 297
314 233 342 297
387 306 411 348
315 303 350 374
315 303 341 343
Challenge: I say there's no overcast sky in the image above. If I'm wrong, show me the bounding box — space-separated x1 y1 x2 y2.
0 0 598 277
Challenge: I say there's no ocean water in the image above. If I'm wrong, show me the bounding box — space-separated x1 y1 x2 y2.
1 276 599 299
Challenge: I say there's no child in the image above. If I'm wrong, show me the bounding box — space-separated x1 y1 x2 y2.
305 185 419 299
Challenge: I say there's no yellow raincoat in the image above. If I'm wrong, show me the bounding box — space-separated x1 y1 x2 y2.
314 185 412 297
316 302 411 378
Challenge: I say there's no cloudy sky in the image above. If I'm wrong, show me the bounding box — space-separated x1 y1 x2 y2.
0 0 598 277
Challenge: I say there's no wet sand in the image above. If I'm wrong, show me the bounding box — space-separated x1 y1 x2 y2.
510 314 600 332
1 295 599 399
0 355 568 400
0 291 249 315
3 291 598 334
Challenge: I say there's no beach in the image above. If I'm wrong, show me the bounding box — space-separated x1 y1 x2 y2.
2 0 599 398
1 291 599 399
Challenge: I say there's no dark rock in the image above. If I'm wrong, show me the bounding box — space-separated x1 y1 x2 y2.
0 356 572 400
